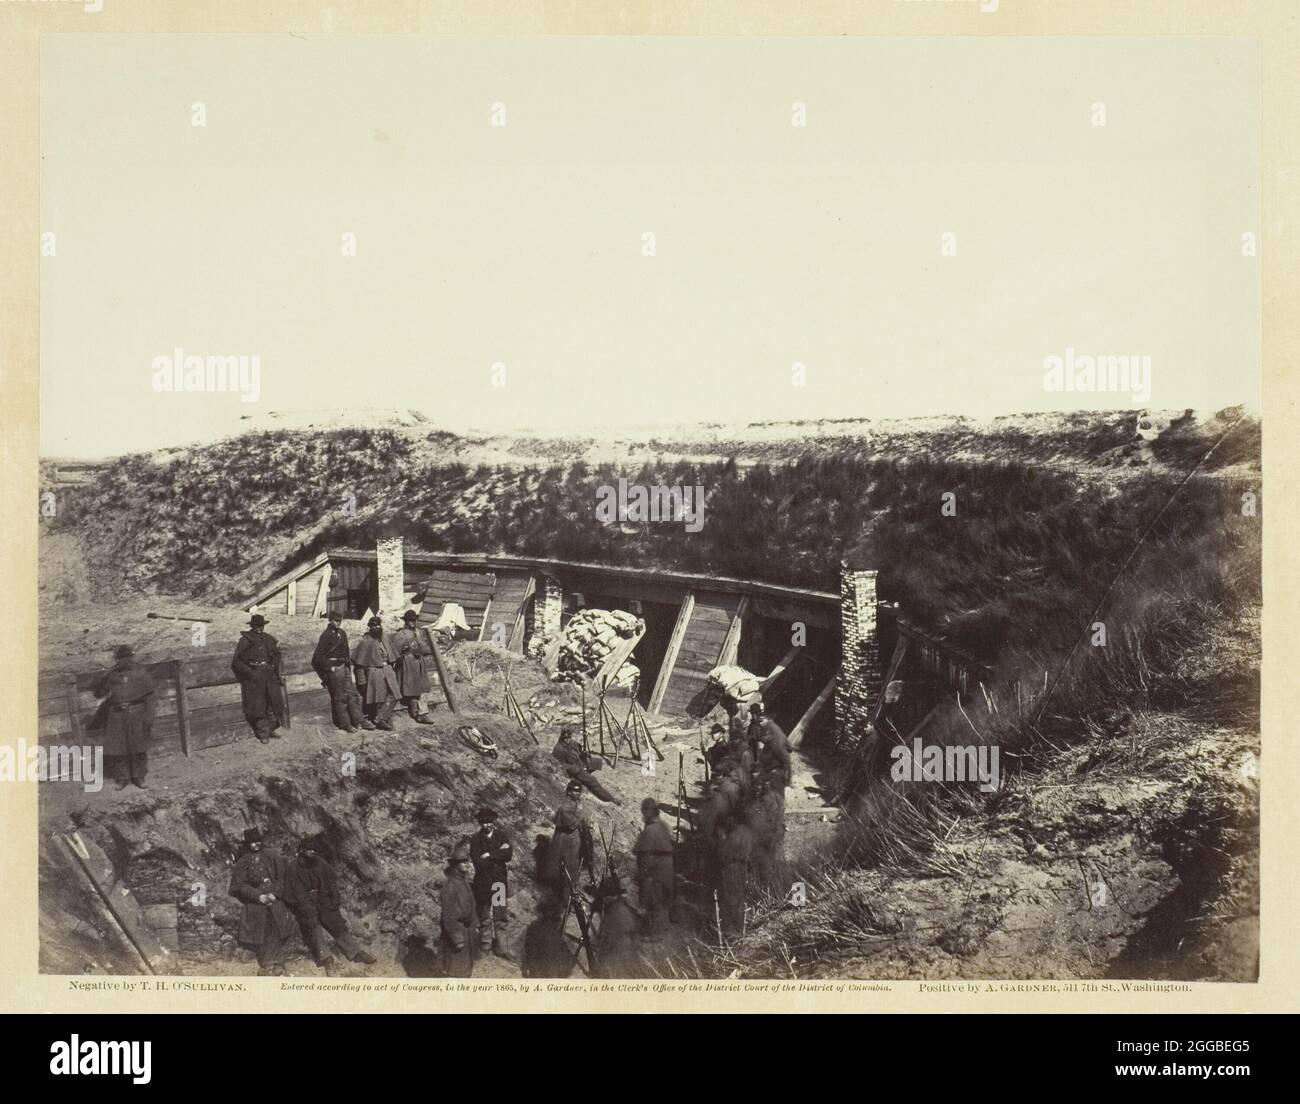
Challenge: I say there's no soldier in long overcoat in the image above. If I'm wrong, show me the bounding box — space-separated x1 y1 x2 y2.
350 617 400 731
594 874 642 978
229 828 296 975
389 610 436 723
91 644 157 789
231 615 285 742
440 841 479 977
632 798 675 937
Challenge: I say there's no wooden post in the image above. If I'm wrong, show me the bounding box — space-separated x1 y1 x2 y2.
789 676 836 749
173 660 192 757
421 627 459 715
716 595 749 668
508 575 536 652
649 592 694 715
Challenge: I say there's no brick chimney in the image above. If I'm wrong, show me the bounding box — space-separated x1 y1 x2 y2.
525 574 563 657
376 536 405 623
836 563 882 746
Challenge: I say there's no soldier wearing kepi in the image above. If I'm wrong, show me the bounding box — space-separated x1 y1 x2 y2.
439 841 479 977
390 610 436 724
91 644 157 789
469 807 513 958
312 611 363 733
350 616 401 731
231 614 286 743
229 828 295 976
632 797 675 938
284 837 377 969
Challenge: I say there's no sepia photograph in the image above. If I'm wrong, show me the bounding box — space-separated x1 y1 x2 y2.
16 24 1270 1003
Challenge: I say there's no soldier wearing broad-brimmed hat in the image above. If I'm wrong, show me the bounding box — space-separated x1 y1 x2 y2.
469 807 513 957
91 643 157 789
231 614 286 743
439 839 479 977
229 827 295 975
390 609 436 725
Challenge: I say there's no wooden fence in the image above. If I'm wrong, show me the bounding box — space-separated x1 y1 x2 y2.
37 650 328 760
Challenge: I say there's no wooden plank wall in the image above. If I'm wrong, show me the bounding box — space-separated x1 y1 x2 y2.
37 649 326 761
417 569 496 634
481 570 533 650
657 592 742 716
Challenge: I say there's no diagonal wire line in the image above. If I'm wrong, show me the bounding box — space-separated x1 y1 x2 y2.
1030 415 1252 730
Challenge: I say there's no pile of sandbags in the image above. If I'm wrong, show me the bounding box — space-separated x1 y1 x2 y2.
705 664 763 710
553 608 644 684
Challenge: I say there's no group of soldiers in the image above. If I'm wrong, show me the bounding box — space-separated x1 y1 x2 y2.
698 700 793 933
90 613 792 975
233 609 439 741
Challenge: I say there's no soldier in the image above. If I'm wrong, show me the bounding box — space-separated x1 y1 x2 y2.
440 840 479 977
544 804 584 904
749 702 792 788
231 614 285 743
311 611 363 733
551 726 621 804
229 828 295 976
91 644 157 789
469 807 513 957
390 610 437 724
717 817 755 934
632 797 675 938
350 616 401 731
594 874 642 978
284 837 376 968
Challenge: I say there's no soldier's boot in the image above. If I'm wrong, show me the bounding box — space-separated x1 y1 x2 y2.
359 719 377 731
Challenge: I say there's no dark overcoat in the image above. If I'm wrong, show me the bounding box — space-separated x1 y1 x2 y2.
231 632 285 722
439 872 479 977
389 627 432 697
350 634 401 706
90 660 157 757
229 849 295 945
469 826 513 908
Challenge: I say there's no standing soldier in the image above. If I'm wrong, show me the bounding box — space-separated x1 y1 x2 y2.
469 807 513 958
717 817 755 934
594 874 642 978
91 644 157 789
229 828 295 976
632 798 675 938
440 841 479 977
232 614 286 743
390 610 437 724
284 837 377 968
749 701 792 788
350 616 401 731
544 805 584 906
312 611 363 733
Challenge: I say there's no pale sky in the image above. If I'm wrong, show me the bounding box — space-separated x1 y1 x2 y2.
39 35 1260 458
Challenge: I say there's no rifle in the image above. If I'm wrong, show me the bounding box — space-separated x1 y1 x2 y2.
560 866 599 975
